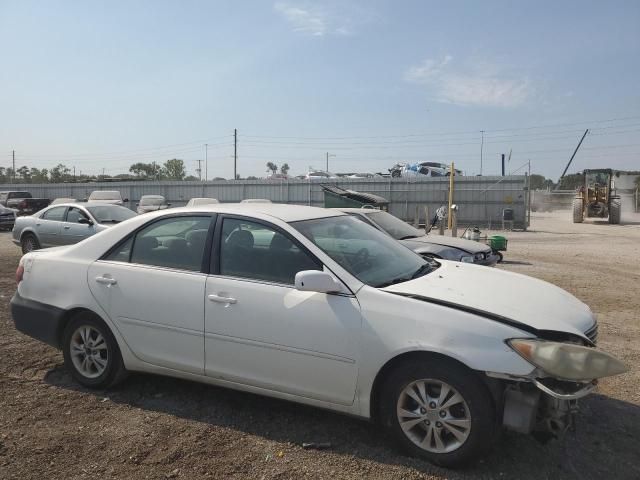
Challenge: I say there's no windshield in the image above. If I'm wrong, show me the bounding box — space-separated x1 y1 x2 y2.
291 215 435 287
364 211 423 240
89 191 121 200
140 196 164 206
87 205 136 224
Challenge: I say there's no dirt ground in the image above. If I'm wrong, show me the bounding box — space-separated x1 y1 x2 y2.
1 210 639 480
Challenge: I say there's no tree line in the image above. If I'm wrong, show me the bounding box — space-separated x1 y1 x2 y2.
0 159 193 184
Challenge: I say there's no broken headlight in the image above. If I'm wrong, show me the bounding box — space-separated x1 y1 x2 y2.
507 339 628 381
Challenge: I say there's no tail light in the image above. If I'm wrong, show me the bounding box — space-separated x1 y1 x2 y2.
16 264 25 284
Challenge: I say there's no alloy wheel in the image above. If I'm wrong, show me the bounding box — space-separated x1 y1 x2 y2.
396 379 471 453
70 325 110 379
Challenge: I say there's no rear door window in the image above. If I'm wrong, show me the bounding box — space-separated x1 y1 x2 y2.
111 216 212 271
41 206 67 221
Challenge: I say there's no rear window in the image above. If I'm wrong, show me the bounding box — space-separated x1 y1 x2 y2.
140 196 165 206
8 192 31 199
86 205 136 224
89 191 122 201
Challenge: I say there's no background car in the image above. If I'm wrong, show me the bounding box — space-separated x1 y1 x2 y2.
12 202 137 253
50 197 78 205
136 195 171 214
0 191 51 215
0 204 17 230
185 197 219 207
87 190 127 206
337 208 498 266
305 170 337 180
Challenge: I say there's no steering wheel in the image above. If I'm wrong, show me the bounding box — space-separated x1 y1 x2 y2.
351 247 371 272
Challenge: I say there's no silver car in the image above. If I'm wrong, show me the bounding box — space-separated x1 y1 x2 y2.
136 195 170 214
338 208 499 266
12 203 137 253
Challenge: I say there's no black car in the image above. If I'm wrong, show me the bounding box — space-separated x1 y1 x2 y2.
0 204 17 230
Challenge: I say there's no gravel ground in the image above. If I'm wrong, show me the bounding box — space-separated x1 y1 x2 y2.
1 210 639 480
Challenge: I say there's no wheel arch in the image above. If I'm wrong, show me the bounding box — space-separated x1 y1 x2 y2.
20 227 37 241
368 350 503 424
56 307 102 347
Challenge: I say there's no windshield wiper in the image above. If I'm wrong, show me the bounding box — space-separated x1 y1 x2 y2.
376 263 435 288
399 235 420 240
411 263 433 279
375 277 412 288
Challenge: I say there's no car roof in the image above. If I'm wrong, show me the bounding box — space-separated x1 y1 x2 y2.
177 203 345 222
334 208 384 214
89 190 121 195
140 194 164 199
46 202 120 209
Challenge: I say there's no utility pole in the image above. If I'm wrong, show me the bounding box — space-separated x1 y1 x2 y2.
12 150 15 183
501 154 505 176
325 152 336 172
204 143 208 181
479 130 484 176
196 159 203 181
73 166 76 181
234 129 237 180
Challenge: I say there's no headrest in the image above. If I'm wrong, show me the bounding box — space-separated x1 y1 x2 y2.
227 229 254 249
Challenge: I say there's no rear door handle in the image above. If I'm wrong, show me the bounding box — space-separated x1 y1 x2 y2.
208 294 237 304
95 276 117 286
63 226 71 230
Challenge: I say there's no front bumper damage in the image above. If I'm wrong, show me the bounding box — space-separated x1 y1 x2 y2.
493 373 598 440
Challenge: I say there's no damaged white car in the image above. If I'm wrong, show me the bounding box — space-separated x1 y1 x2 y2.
11 204 626 467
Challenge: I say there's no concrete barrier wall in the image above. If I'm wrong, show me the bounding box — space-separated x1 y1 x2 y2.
0 175 529 228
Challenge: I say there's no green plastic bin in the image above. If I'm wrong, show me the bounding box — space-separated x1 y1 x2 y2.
488 235 508 251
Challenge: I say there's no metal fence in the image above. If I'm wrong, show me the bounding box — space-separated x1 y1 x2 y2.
0 175 529 228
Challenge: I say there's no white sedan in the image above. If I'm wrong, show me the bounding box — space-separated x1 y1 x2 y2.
11 204 626 467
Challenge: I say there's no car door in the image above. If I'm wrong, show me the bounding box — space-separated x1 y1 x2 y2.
204 216 362 406
35 206 67 246
60 206 97 244
88 214 214 375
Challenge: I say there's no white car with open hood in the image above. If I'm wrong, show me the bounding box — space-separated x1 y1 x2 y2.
11 204 626 467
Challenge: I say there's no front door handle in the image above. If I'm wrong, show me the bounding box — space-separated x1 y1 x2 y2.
63 226 71 230
95 276 117 286
208 294 237 305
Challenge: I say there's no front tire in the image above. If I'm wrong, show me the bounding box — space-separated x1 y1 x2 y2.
572 198 584 223
62 312 126 389
21 233 40 253
380 359 497 468
609 199 621 224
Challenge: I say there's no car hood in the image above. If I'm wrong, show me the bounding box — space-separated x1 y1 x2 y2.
382 261 595 338
401 234 490 254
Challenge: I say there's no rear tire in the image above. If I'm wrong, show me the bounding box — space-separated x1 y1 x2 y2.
21 233 40 253
609 199 621 224
62 312 127 389
572 198 584 223
380 359 497 468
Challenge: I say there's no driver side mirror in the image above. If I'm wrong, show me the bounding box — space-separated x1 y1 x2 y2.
123 198 129 203
294 270 342 294
78 217 93 226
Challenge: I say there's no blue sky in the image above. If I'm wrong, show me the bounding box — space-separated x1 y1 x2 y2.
1 0 639 179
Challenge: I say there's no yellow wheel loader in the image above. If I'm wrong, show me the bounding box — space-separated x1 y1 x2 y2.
572 169 621 224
